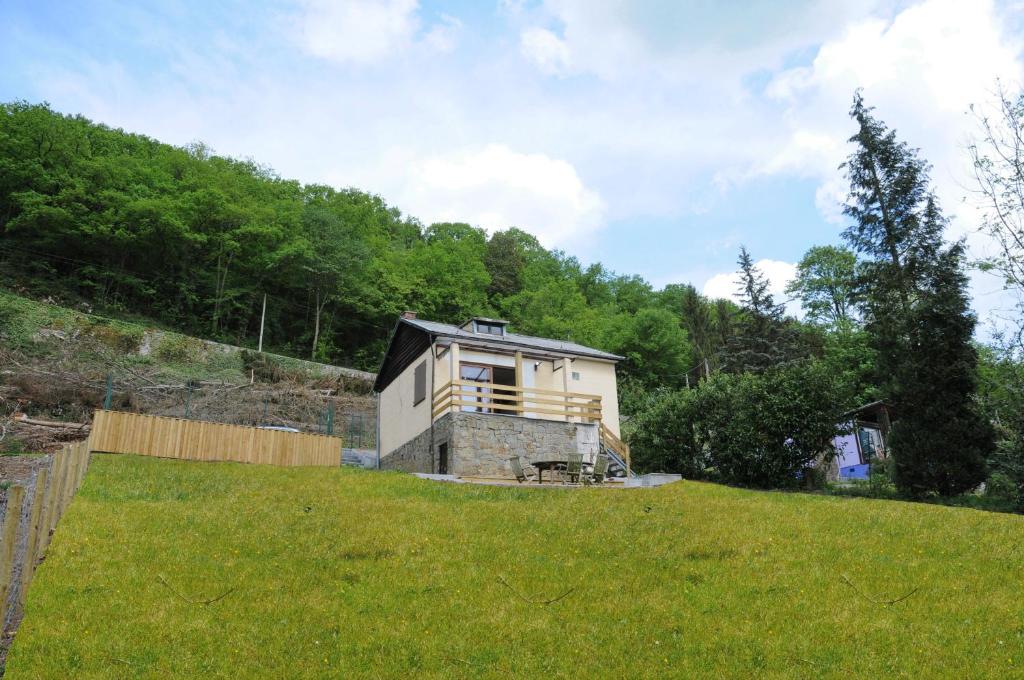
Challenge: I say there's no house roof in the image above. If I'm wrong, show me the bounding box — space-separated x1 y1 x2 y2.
373 317 623 392
843 400 893 419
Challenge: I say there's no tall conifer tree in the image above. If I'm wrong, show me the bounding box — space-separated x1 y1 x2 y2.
723 247 803 373
841 92 993 495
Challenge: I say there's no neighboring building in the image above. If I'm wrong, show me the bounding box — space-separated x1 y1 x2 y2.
831 401 893 480
373 313 629 479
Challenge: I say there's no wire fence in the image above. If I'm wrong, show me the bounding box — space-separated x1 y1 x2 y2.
101 377 377 445
2 367 377 453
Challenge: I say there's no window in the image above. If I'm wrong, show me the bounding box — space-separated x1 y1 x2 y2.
572 371 580 381
413 361 427 405
474 321 505 336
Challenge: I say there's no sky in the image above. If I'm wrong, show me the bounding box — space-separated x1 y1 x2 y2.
1 0 1023 328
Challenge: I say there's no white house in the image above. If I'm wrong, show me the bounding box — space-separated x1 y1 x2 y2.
373 313 629 479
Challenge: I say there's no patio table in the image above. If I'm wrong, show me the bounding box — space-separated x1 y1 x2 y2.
530 457 593 484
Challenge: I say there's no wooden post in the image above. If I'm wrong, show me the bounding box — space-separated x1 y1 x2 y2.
514 351 525 416
55 445 74 523
0 486 26 626
449 343 460 383
449 343 460 415
19 470 47 608
36 459 58 559
562 357 572 422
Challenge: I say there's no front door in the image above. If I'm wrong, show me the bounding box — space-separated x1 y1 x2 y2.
460 364 492 412
438 443 448 475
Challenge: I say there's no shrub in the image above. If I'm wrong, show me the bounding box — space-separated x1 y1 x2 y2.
625 388 705 476
83 319 143 353
153 334 204 363
700 361 844 488
626 360 845 489
984 472 1020 506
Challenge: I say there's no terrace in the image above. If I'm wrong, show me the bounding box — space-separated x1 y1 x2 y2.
430 378 631 479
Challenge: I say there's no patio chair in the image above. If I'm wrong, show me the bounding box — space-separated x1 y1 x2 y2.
585 454 609 485
509 457 537 484
561 453 584 485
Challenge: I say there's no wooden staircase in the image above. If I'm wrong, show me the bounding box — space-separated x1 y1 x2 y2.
599 423 633 477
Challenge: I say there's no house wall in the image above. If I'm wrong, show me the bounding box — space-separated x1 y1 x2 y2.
380 338 621 464
834 426 861 469
378 346 433 456
380 415 453 474
570 358 620 436
451 350 620 435
435 345 454 386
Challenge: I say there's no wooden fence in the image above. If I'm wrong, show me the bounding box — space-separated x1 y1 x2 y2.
0 412 341 632
88 410 343 467
0 440 91 628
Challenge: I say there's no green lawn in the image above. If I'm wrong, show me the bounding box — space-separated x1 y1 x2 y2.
6 455 1024 679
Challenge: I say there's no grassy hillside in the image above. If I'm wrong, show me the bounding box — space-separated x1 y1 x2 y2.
6 455 1024 678
0 291 375 450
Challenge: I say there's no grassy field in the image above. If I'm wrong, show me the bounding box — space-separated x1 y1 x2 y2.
6 455 1024 679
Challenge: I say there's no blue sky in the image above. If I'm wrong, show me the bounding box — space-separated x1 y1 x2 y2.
1 0 1022 324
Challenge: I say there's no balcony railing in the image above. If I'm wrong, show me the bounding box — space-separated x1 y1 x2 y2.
431 380 602 423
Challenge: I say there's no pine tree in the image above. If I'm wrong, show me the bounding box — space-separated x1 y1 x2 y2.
678 284 714 378
888 244 992 495
841 92 994 495
723 247 804 373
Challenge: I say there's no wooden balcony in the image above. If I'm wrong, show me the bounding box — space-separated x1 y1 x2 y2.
431 380 602 422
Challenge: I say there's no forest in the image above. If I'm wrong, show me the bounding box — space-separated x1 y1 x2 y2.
2 94 1023 507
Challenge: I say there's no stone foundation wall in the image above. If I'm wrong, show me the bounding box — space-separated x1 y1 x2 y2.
381 412 599 479
380 414 453 474
380 425 433 473
450 412 597 479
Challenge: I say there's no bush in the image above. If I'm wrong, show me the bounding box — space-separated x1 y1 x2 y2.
153 334 204 363
626 360 845 489
985 472 1020 506
624 388 705 476
867 456 895 497
83 319 143 354
700 361 844 488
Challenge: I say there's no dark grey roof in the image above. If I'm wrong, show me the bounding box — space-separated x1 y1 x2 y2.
404 318 624 361
373 316 622 392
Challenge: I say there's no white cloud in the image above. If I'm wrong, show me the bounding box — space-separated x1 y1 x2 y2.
12 0 1024 334
761 0 1024 323
764 0 1022 206
703 259 798 312
423 14 462 53
516 0 889 81
395 144 606 247
294 0 420 65
520 27 571 75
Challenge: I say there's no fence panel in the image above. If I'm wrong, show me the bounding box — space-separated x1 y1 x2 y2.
0 441 91 630
88 410 342 467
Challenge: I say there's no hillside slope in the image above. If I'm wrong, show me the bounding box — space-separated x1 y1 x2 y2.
6 454 1024 679
0 291 376 451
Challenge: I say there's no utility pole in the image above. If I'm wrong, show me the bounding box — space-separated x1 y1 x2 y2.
252 293 266 385
258 293 267 352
